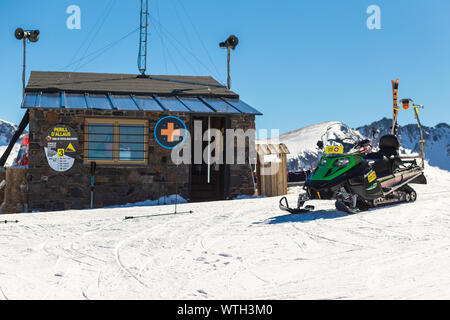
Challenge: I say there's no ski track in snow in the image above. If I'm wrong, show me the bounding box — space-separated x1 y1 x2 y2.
0 164 449 299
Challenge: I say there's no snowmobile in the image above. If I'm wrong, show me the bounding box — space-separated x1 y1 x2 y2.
280 79 427 214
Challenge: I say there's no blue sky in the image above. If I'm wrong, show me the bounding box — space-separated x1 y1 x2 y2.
0 0 449 133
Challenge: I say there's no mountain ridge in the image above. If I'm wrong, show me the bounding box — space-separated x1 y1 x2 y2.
261 118 449 172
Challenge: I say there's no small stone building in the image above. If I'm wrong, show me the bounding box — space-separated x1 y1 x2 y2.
20 71 262 212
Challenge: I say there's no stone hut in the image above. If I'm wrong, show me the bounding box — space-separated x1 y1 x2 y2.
15 71 262 212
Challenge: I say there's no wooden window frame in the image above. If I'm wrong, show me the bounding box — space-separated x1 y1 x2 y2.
84 118 149 165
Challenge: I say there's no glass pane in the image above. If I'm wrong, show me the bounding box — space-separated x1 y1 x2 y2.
224 99 262 115
178 97 213 113
40 93 61 108
110 95 138 110
134 96 164 111
65 93 87 109
23 93 38 108
156 96 190 112
119 124 145 161
88 123 114 161
202 98 240 113
86 94 113 110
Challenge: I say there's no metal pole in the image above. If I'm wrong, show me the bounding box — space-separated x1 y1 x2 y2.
22 37 26 97
90 161 96 209
207 116 211 183
175 177 178 214
227 47 231 89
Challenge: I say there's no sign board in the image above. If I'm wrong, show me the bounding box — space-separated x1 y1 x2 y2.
44 125 79 172
325 146 344 154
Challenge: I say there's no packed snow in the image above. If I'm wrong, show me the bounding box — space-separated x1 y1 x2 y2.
0 163 449 300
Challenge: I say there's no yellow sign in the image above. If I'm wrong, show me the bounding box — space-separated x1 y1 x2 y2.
66 143 76 152
325 146 344 154
57 149 65 157
367 171 377 183
51 127 72 137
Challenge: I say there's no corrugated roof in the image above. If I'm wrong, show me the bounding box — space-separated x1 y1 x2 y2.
25 71 238 98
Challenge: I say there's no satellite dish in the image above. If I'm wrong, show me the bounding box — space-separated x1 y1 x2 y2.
14 28 25 40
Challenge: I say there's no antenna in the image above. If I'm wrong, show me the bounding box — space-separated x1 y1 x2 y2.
137 0 149 76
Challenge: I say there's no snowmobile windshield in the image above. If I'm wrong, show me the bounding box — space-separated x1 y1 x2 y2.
325 137 360 156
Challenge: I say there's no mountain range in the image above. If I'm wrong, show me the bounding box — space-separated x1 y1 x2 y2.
261 118 449 172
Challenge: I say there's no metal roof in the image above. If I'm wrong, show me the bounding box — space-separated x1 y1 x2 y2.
21 92 263 115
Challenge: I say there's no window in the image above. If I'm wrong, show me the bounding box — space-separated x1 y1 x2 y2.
84 118 148 164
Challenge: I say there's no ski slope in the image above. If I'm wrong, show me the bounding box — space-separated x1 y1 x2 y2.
0 164 449 300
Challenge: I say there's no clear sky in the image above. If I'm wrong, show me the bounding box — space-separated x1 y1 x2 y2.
0 0 449 133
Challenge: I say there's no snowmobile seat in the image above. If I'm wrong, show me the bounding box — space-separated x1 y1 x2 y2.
379 134 400 158
364 135 401 177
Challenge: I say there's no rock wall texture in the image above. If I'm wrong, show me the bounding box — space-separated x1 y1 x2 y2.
26 108 255 212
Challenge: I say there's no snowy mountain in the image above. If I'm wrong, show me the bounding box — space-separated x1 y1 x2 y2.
260 121 364 171
264 118 449 172
0 119 18 146
357 118 450 171
0 118 23 166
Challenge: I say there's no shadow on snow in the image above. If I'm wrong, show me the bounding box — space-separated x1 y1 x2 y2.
257 210 348 225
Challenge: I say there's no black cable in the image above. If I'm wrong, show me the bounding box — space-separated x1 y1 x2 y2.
59 27 139 71
74 0 118 71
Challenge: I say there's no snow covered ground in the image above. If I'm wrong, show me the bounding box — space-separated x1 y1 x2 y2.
0 164 449 300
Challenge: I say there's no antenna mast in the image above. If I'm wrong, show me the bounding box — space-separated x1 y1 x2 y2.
137 0 149 76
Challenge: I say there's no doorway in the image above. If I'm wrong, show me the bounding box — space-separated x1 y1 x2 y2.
190 116 227 201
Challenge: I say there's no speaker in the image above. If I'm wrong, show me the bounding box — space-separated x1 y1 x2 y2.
219 35 239 50
226 35 239 50
14 28 25 40
28 30 40 43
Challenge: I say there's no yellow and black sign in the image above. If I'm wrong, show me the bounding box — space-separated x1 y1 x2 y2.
367 170 377 183
325 146 344 154
44 125 79 172
66 143 76 152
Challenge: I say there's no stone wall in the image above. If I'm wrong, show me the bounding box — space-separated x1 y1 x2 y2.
1 167 28 214
28 108 190 212
27 108 256 212
228 114 256 198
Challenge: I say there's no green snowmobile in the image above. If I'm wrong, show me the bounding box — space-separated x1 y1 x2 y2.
280 84 427 214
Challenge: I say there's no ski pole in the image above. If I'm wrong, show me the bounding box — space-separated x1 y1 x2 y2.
175 179 178 214
124 210 193 220
1 220 19 224
90 161 96 209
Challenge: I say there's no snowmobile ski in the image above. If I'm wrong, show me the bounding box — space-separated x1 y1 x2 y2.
335 201 360 214
279 196 314 214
